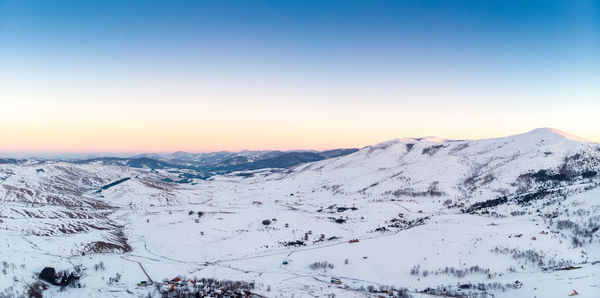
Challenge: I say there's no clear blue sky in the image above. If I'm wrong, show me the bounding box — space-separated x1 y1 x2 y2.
1 0 599 153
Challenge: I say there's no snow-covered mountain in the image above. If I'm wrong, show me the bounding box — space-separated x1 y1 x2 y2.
292 127 599 207
66 148 359 179
0 128 598 297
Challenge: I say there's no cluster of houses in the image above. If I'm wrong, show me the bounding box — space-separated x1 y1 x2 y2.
139 277 258 297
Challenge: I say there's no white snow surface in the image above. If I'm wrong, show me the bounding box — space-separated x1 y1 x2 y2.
0 128 599 297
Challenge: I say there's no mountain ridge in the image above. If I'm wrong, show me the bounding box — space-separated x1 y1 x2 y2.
0 128 598 297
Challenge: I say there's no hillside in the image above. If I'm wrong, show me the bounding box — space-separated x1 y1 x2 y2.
0 128 598 297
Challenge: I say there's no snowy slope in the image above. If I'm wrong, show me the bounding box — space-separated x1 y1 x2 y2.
0 128 599 297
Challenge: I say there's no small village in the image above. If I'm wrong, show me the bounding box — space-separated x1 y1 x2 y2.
147 277 258 297
33 263 264 298
34 262 357 298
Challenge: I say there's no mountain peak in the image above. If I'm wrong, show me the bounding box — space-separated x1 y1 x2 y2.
524 128 593 143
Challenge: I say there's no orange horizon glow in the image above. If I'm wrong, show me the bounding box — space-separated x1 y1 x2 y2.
1 96 599 155
1 95 598 155
1 123 598 155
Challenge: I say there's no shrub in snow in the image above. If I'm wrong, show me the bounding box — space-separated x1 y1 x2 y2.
108 273 121 285
281 240 304 247
309 261 334 270
94 262 105 271
491 246 574 269
410 265 420 276
25 281 47 298
384 182 445 198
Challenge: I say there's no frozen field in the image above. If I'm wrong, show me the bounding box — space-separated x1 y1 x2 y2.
1 128 599 297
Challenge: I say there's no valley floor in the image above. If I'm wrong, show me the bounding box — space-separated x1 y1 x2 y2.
1 175 599 297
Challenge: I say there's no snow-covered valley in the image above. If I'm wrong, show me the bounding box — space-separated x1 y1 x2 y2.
1 128 599 297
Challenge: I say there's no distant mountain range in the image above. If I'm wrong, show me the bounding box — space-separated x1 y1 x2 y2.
0 148 359 179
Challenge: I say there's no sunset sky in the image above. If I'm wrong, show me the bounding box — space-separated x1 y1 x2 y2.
1 0 599 154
